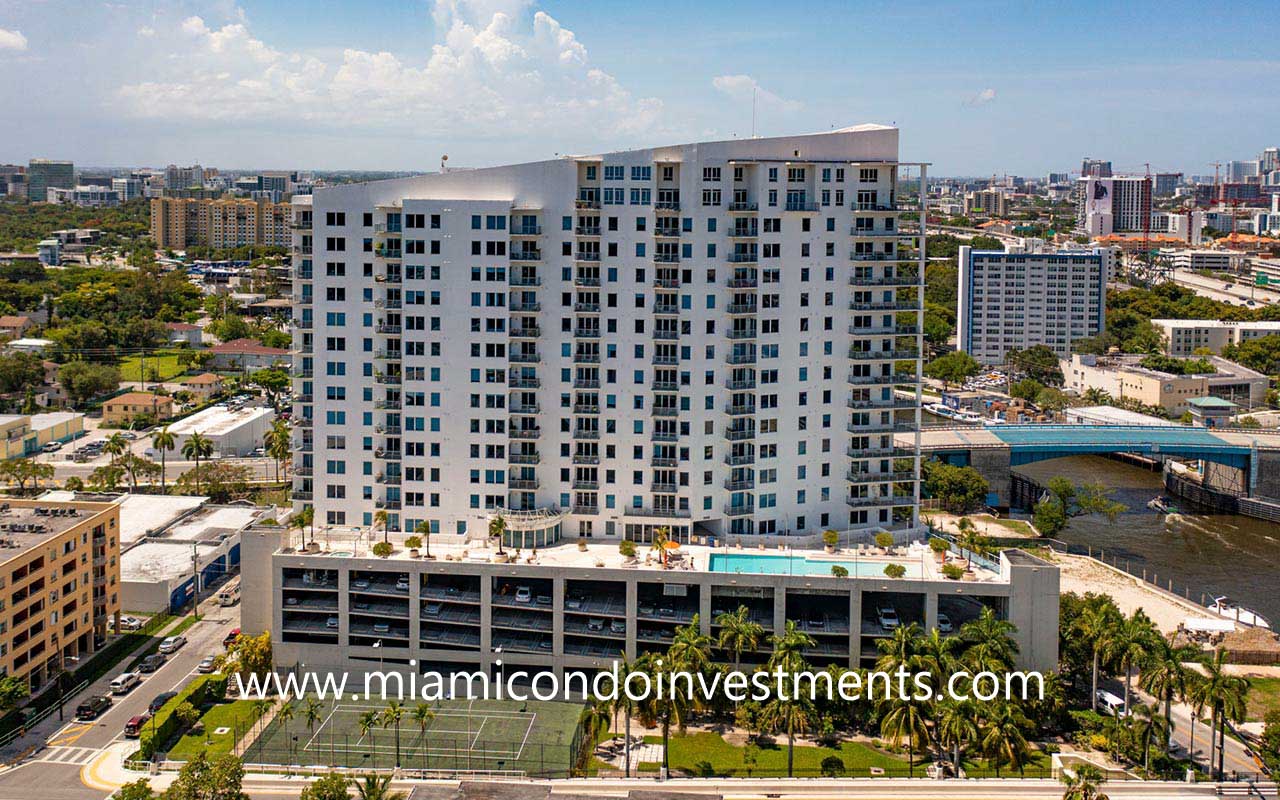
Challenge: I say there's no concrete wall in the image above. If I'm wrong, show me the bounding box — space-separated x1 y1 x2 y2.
121 579 174 614
240 526 287 638
970 446 1014 507
1254 451 1280 501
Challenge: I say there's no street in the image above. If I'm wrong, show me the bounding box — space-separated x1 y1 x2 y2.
0 600 240 800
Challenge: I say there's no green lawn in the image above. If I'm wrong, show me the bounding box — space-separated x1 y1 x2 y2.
1247 677 1280 721
664 731 912 778
957 749 1052 778
118 351 188 382
167 700 265 759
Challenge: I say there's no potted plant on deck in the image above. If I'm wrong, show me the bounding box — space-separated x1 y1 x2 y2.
822 529 839 554
404 535 422 559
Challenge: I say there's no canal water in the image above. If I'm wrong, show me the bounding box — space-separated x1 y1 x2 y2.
1011 455 1280 625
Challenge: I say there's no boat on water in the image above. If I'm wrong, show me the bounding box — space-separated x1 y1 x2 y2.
1209 596 1272 629
1147 496 1180 514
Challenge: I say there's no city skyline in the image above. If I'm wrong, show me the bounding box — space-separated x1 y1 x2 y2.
1 0 1277 175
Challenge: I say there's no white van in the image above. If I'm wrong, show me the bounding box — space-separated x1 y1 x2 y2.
110 672 141 695
1095 689 1127 717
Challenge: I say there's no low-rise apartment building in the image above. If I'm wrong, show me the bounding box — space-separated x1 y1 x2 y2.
101 392 175 426
0 499 121 690
241 526 1059 677
1059 353 1268 415
1153 319 1280 356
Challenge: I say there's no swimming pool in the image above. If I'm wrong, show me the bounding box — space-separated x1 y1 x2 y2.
708 552 922 578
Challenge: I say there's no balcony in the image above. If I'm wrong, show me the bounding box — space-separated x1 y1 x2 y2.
509 427 541 440
572 479 600 491
575 197 602 210
294 294 313 306
726 351 756 366
573 429 600 440
653 277 680 289
654 201 681 212
509 478 540 491
375 374 402 385
849 348 920 361
573 274 601 286
510 352 541 364
725 403 756 416
510 403 540 415
724 452 754 467
573 352 601 364
653 227 681 239
572 453 600 465
374 399 402 409
728 226 759 238
375 298 402 309
573 377 600 389
650 456 677 467
376 323 402 334
294 465 314 476
573 327 601 339
849 300 921 312
512 225 542 236
292 218 313 230
375 474 401 485
375 499 402 510
510 325 541 339
574 301 601 313
511 250 542 262
727 302 757 315
508 452 541 465
374 350 402 361
848 445 917 460
375 424 402 435
850 251 909 263
575 226 601 236
509 274 541 287
725 377 755 391
727 253 758 264
846 421 918 435
847 397 918 411
653 253 680 264
291 490 313 501
727 201 758 213
846 494 914 508
849 273 919 287
509 375 540 388
847 470 917 484
785 201 819 212
571 505 600 515
294 417 313 428
623 506 691 519
727 276 758 289
573 402 600 414
650 482 677 494
510 300 541 313
651 379 678 391
724 478 755 491
652 406 678 417
374 449 402 461
726 328 756 341
724 427 755 442
653 304 679 316
574 252 602 263
651 354 679 366
724 503 755 517
651 430 678 442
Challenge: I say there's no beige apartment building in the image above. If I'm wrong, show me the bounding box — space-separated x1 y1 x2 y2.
1060 353 1268 416
0 499 121 690
1153 318 1280 357
150 197 291 251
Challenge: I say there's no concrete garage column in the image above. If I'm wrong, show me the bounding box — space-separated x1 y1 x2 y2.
552 577 565 658
624 581 637 661
849 589 862 669
408 565 422 665
480 574 493 668
699 587 712 636
925 591 939 632
772 584 787 639
337 566 350 647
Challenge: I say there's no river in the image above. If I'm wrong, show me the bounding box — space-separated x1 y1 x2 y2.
1011 455 1280 626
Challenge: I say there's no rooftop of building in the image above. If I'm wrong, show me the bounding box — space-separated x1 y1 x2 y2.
165 403 273 437
1187 396 1238 409
121 539 224 582
1152 318 1280 329
162 504 263 542
208 338 288 355
1066 353 1267 381
271 527 1012 584
0 499 116 559
28 411 81 431
104 391 173 407
1066 405 1176 426
39 491 207 546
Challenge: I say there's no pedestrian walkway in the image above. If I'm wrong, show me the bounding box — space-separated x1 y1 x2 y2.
33 746 99 766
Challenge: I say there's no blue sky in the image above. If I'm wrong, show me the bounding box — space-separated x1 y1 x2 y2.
0 0 1276 175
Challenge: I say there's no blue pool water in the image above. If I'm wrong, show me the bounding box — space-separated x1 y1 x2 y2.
708 552 922 578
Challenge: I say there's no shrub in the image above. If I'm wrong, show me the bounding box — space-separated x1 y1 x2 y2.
820 755 846 777
874 532 894 550
619 539 637 558
822 529 839 548
884 564 907 579
404 535 422 550
929 537 950 554
830 565 848 578
942 562 965 580
371 541 393 558
173 701 200 729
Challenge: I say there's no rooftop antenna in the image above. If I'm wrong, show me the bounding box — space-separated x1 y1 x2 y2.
751 87 757 139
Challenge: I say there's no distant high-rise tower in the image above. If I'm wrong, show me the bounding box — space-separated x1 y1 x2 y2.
1081 159 1112 178
27 159 74 202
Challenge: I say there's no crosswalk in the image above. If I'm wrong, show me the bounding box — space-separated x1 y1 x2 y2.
33 746 99 765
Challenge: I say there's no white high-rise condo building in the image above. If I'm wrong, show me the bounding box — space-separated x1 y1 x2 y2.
290 126 926 549
957 242 1109 364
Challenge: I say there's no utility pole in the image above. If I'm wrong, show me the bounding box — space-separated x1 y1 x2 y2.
191 543 201 620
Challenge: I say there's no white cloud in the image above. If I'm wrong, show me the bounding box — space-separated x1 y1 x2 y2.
137 26 156 38
965 87 997 106
711 74 802 113
0 28 28 52
116 1 664 141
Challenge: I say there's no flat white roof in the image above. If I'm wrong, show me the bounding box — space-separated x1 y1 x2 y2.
121 540 223 582
163 506 260 542
167 405 274 438
29 411 81 431
1065 405 1176 426
41 491 208 546
1152 318 1280 329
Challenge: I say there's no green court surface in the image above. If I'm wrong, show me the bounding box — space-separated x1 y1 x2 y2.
241 696 587 777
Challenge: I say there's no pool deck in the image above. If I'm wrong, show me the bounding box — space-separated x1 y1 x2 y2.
280 531 1004 583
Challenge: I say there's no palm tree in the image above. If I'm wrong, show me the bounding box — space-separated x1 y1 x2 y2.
762 692 816 777
611 656 638 777
104 432 129 464
1138 636 1188 756
1082 387 1113 406
979 700 1031 777
373 509 389 545
1102 610 1157 712
634 652 693 777
875 622 923 675
354 773 405 800
264 419 291 482
276 701 296 743
668 615 713 675
181 431 213 494
150 427 176 493
650 526 670 566
937 698 979 774
303 698 323 736
414 520 432 560
1190 647 1250 780
488 514 506 556
579 698 613 749
381 700 405 767
768 620 816 676
716 605 764 673
1060 762 1110 800
1130 701 1169 777
412 702 434 742
358 709 380 742
961 607 1019 672
289 505 313 551
1074 598 1121 712
879 694 930 772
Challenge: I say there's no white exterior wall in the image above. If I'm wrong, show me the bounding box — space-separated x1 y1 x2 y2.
958 246 1107 365
291 127 924 544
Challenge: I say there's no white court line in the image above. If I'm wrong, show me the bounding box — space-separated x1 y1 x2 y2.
303 703 342 751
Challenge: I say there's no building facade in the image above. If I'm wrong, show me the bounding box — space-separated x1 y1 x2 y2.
26 159 74 203
0 499 121 690
291 127 926 546
957 244 1108 364
150 197 292 250
1059 353 1268 414
46 185 120 207
1077 176 1152 235
961 189 1008 217
1153 318 1280 356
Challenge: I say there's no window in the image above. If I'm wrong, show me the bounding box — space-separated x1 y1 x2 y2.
702 167 721 182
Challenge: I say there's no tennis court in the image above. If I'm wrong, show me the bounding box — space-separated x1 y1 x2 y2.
242 695 588 777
